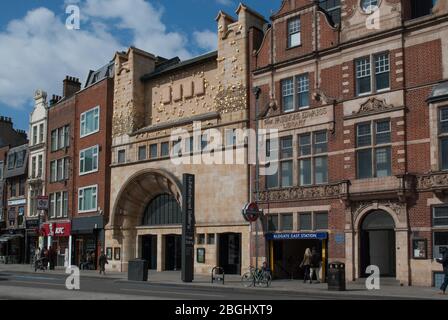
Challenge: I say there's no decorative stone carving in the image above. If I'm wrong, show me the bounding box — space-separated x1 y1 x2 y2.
258 181 349 202
417 172 448 191
215 85 247 114
353 97 394 115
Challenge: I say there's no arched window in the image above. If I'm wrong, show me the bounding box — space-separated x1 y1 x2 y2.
362 210 395 230
142 194 181 226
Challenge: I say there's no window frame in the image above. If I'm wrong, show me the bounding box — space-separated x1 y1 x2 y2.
287 17 301 48
299 131 328 186
79 145 99 176
78 184 98 213
355 52 390 97
438 107 448 171
80 106 100 138
281 73 310 113
356 119 392 179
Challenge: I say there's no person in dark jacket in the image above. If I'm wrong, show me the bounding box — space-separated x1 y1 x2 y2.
436 248 448 295
48 246 55 270
98 250 108 275
310 247 321 284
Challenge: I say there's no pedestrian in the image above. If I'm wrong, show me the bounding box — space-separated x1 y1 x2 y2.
310 247 321 284
48 246 55 270
300 248 312 284
436 248 448 295
98 250 108 275
42 248 49 269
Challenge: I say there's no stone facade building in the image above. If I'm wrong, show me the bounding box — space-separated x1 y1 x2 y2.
249 0 448 286
105 4 266 274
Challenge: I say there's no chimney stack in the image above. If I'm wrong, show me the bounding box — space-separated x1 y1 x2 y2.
50 95 62 106
63 76 81 98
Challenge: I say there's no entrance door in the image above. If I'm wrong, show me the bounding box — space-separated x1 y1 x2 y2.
142 235 157 269
360 210 396 277
164 235 181 271
218 233 241 275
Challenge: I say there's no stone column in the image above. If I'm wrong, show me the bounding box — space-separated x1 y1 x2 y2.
157 234 164 272
121 229 136 272
395 228 410 285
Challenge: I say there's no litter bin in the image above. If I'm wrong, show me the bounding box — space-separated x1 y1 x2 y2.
128 259 149 281
327 261 345 291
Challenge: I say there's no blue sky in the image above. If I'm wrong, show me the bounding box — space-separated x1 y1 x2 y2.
0 0 281 132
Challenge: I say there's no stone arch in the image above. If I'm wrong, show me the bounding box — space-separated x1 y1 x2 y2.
353 204 400 232
109 168 183 236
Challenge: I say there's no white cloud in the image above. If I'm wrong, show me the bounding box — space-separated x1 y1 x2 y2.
0 0 215 111
0 7 121 109
193 30 217 52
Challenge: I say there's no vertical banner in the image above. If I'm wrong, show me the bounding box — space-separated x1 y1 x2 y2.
182 174 195 282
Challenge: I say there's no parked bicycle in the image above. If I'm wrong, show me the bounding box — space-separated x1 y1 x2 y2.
241 266 272 288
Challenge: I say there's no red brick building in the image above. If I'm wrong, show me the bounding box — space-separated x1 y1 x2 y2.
71 62 114 268
44 78 79 266
249 0 448 286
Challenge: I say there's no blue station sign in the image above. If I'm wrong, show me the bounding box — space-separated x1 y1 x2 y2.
266 232 328 240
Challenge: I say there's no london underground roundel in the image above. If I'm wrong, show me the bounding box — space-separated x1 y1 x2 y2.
242 202 260 222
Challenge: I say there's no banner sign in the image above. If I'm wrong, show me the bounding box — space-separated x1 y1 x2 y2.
266 232 328 240
182 174 195 283
41 222 71 237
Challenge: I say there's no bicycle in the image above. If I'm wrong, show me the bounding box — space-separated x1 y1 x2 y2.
241 266 272 288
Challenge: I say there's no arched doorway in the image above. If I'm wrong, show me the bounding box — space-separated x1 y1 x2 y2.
360 210 396 277
141 194 182 271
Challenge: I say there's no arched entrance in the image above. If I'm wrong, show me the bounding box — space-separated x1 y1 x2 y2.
108 169 183 272
141 194 182 271
360 210 396 277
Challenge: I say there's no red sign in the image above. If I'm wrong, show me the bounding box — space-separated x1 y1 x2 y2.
41 222 71 237
242 202 261 222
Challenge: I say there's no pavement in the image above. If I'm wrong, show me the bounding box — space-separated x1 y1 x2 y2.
0 264 447 300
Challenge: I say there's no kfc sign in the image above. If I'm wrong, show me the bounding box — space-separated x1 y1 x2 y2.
41 222 71 237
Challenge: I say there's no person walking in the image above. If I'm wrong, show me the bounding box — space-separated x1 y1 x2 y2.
48 246 56 270
436 248 448 295
310 247 321 284
98 250 108 275
300 248 312 284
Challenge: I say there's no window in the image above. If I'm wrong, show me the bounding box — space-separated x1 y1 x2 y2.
32 125 38 145
439 107 448 170
7 153 15 169
138 146 147 161
356 120 391 179
0 162 3 180
314 212 329 230
360 0 378 13
31 156 37 179
80 106 100 137
433 232 448 259
225 129 237 147
299 131 328 185
267 214 279 232
50 158 69 182
433 207 448 227
39 123 44 143
49 191 68 218
18 207 25 226
161 142 169 157
15 151 25 168
282 74 310 112
410 0 435 20
282 78 294 112
281 214 293 231
142 194 182 225
38 155 43 178
266 136 293 188
299 213 312 231
288 17 301 48
197 234 205 245
117 150 126 164
319 0 341 25
10 180 16 197
356 53 390 96
78 185 98 213
51 126 70 151
150 144 158 159
207 234 215 245
19 179 25 196
80 146 99 175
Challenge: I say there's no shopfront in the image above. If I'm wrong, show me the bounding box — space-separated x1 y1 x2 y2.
266 232 328 281
71 216 104 268
40 221 71 266
25 218 39 263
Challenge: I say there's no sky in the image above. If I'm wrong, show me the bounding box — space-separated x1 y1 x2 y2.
0 0 282 133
